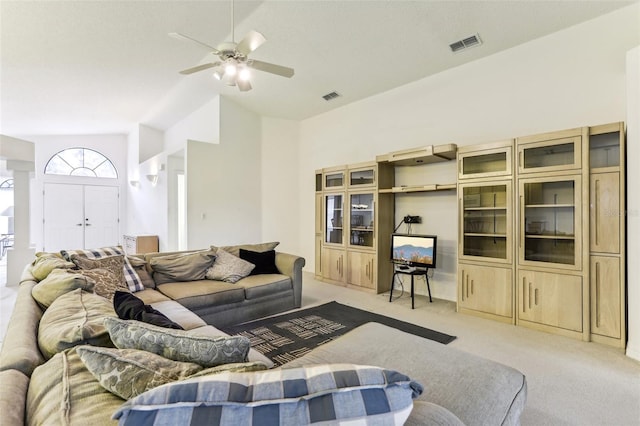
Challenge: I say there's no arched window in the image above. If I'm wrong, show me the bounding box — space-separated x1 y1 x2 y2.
44 148 118 178
0 179 14 189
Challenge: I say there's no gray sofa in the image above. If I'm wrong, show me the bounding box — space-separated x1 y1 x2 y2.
0 248 527 425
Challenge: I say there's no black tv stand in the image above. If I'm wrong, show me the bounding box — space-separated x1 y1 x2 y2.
389 266 432 309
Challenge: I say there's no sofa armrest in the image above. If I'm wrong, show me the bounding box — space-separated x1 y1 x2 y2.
275 252 306 308
0 369 29 426
0 280 45 377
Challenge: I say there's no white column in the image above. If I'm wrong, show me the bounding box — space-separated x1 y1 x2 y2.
5 160 35 286
625 46 640 361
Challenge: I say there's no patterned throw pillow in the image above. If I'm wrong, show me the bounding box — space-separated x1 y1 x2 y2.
205 249 255 283
126 256 156 289
72 255 128 300
188 361 269 379
75 346 203 400
61 246 144 292
113 364 424 426
104 317 250 367
31 269 95 308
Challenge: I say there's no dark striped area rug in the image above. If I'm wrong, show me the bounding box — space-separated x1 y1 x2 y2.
221 301 456 367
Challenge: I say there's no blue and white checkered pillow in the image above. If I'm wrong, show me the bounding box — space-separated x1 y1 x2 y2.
113 363 423 425
62 246 144 292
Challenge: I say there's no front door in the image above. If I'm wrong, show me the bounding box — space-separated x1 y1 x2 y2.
43 183 119 252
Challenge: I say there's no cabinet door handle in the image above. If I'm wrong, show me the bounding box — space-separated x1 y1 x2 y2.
461 270 465 301
594 179 600 246
470 280 474 295
534 288 539 306
523 278 527 312
466 274 470 299
459 198 463 242
595 261 601 328
528 283 533 310
519 195 524 249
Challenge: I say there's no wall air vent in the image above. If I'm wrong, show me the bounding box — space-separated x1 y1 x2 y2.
449 34 482 53
322 91 341 101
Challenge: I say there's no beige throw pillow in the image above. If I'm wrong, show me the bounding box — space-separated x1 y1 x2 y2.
31 269 95 308
149 250 216 284
205 249 255 283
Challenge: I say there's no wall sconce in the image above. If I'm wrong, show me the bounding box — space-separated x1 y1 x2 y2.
129 180 140 187
146 174 159 186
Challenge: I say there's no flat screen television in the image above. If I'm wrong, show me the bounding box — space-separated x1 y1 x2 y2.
390 233 437 269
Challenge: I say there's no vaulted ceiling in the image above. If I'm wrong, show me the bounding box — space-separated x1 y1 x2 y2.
0 0 635 136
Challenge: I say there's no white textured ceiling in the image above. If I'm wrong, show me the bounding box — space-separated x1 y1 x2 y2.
0 0 635 136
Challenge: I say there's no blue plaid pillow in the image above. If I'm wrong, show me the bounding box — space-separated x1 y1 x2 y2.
61 246 144 292
113 364 423 425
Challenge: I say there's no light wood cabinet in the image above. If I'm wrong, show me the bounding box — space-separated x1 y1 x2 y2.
458 141 513 180
123 235 158 255
316 162 394 293
458 263 512 320
322 247 345 283
347 251 376 289
590 172 620 253
590 256 621 339
518 269 583 333
517 130 582 175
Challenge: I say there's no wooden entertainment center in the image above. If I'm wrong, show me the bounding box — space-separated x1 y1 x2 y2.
315 121 626 348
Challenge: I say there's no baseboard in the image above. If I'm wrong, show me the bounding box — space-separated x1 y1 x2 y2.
625 344 640 362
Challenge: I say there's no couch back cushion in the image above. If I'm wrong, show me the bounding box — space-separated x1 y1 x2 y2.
38 289 116 359
27 348 123 425
31 269 95 308
149 250 216 284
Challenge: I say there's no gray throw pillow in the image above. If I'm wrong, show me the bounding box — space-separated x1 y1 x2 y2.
149 250 216 284
205 249 255 283
76 346 203 400
104 317 250 367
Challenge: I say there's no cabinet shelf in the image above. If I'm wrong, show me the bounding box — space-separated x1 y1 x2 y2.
351 227 374 232
525 204 574 208
379 183 456 194
525 234 575 240
464 233 507 238
464 207 507 211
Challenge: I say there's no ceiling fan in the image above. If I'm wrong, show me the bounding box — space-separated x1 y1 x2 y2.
169 1 294 92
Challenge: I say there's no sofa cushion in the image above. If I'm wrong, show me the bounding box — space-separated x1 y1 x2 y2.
0 369 29 426
105 318 251 367
62 246 144 292
189 361 269 379
38 289 116 359
237 274 292 300
156 280 246 309
127 255 156 289
31 268 95 308
239 249 280 275
205 249 255 283
132 288 172 304
212 241 280 257
150 300 207 330
113 364 422 426
113 291 183 329
150 250 216 284
30 252 75 281
76 346 203 400
26 348 123 426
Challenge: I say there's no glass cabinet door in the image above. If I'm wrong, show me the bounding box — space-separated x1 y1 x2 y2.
519 176 581 269
458 146 512 180
349 192 375 248
324 171 344 190
459 182 511 263
518 136 582 174
348 167 375 188
325 193 344 245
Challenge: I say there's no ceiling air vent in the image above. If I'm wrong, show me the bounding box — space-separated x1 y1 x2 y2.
322 91 341 101
449 34 482 53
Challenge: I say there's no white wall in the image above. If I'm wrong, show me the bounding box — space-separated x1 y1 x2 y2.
27 134 128 251
626 45 640 361
261 117 300 255
284 3 639 301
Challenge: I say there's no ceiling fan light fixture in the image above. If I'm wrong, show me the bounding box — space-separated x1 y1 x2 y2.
212 66 225 80
224 60 238 77
238 67 251 81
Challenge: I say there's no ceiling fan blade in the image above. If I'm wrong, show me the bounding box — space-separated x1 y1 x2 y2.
237 79 252 92
236 30 267 56
169 32 220 54
247 59 294 78
179 62 218 75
